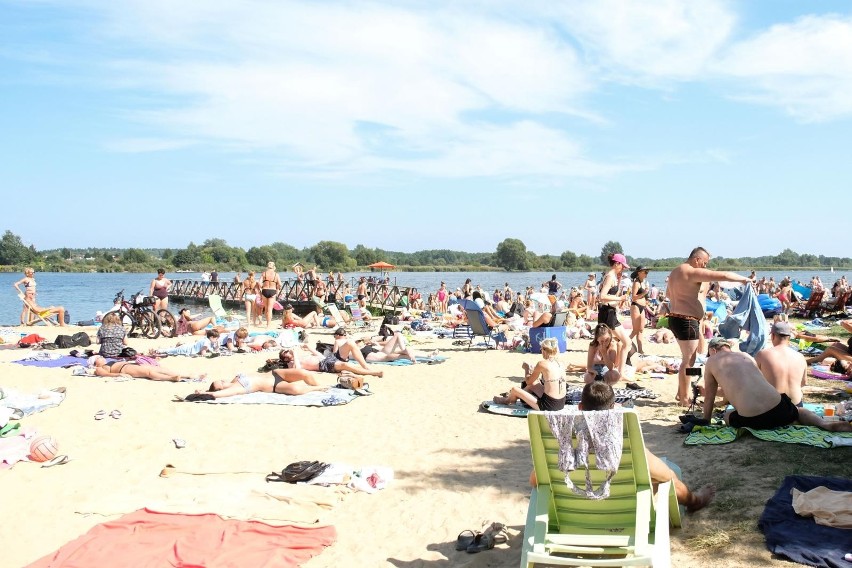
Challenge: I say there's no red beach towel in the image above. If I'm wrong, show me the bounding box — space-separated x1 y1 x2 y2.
27 509 336 568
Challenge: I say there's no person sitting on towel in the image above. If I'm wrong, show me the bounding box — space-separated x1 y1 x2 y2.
492 338 566 411
703 337 851 431
755 321 808 407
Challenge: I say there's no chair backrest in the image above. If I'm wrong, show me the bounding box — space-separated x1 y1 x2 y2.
528 409 681 535
208 294 226 318
552 311 568 327
804 290 825 309
327 304 347 328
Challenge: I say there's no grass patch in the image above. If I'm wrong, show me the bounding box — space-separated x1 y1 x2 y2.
686 530 731 551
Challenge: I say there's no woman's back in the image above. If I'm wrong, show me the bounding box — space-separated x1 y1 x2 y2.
537 359 565 397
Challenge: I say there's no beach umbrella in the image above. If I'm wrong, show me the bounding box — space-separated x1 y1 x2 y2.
368 261 395 270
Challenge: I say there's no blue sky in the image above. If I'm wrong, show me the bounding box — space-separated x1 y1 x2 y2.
2 1 851 259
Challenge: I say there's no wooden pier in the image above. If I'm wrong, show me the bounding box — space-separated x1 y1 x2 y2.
167 278 416 316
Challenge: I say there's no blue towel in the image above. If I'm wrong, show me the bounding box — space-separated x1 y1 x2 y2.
718 285 766 356
759 475 852 568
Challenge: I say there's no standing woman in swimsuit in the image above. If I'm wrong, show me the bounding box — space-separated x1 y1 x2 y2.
436 282 448 313
260 261 282 329
242 271 260 325
597 253 633 379
13 267 37 324
492 338 565 411
629 266 650 355
149 268 172 313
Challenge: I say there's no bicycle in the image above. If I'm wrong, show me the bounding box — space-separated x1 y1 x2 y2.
112 289 163 339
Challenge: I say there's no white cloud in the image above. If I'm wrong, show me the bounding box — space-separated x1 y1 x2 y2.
105 137 196 153
81 1 610 178
544 0 736 81
715 15 852 121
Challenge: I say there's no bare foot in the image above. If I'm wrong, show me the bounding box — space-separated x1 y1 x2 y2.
687 484 716 512
827 420 852 432
493 395 511 405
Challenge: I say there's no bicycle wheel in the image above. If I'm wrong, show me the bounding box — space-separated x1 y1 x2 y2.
138 311 161 339
116 310 136 336
157 309 177 338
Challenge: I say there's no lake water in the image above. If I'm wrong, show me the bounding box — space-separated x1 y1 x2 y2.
1 269 847 326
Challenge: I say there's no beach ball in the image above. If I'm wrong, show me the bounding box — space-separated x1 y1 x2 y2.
29 435 59 463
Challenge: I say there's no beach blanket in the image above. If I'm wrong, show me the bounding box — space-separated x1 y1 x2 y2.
684 424 852 448
368 356 447 366
0 387 66 417
481 388 657 417
0 428 38 469
182 389 360 407
13 354 85 368
759 475 852 568
26 509 336 568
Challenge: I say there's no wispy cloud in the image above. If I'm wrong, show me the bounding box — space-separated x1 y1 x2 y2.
104 137 197 153
714 15 852 122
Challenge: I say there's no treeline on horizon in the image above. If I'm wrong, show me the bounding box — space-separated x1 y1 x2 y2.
1 230 850 274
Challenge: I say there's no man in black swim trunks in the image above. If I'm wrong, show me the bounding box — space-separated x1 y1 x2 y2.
702 338 850 432
666 246 752 407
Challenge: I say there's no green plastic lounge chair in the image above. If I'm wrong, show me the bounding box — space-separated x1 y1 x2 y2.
326 304 350 331
521 408 681 568
208 294 245 327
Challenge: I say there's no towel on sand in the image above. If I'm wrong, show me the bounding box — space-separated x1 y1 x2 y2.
759 476 852 568
685 424 852 448
26 509 336 568
183 389 359 407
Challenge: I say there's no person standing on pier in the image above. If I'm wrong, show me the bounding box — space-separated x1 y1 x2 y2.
260 262 282 330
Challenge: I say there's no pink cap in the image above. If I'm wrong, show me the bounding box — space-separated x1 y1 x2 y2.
611 253 630 268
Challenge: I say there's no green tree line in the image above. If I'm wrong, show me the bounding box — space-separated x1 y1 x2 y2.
0 230 849 273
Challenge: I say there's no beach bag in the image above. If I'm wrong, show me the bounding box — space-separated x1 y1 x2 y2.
266 461 330 483
120 347 138 358
53 332 91 349
338 375 364 390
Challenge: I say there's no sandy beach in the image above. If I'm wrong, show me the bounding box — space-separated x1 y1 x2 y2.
0 320 846 567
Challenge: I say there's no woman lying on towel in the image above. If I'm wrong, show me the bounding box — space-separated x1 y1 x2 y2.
89 355 203 382
343 332 439 364
200 371 330 399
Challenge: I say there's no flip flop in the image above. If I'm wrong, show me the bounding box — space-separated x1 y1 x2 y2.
466 532 494 553
455 529 477 551
173 438 186 449
109 409 122 419
41 454 70 468
94 410 106 420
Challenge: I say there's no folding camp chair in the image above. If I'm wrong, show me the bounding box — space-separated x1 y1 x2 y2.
460 299 505 350
208 294 245 328
522 408 681 568
19 293 57 326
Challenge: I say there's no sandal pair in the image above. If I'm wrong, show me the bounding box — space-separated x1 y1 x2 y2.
456 522 508 553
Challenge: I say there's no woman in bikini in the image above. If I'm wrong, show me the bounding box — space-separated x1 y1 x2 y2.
200 371 329 399
149 268 172 313
260 261 282 329
281 303 324 328
597 253 633 378
584 323 633 385
13 267 37 324
492 338 566 411
629 266 650 355
242 271 260 325
89 355 201 382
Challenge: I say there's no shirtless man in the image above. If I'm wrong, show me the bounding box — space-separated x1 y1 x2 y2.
754 321 806 406
356 277 368 301
702 337 850 431
666 247 752 406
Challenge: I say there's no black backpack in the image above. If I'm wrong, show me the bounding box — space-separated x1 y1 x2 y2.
54 332 92 349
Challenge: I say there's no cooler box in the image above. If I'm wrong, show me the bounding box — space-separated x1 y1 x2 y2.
529 326 568 354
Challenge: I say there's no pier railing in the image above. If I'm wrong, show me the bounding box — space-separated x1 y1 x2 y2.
167 279 417 315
